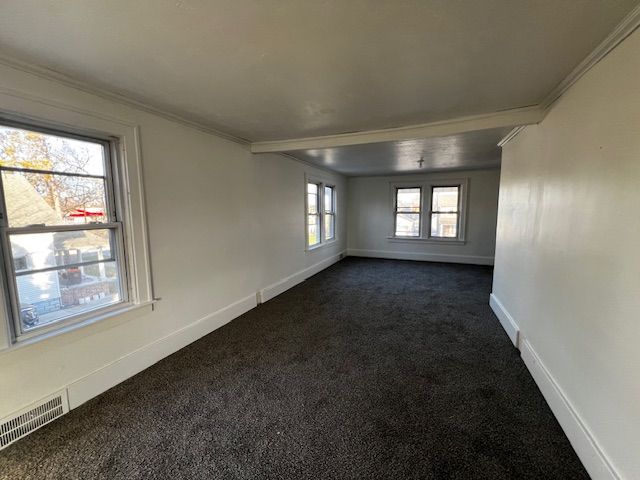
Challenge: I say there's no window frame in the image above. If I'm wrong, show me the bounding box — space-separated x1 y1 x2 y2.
0 119 130 341
0 108 154 350
388 178 468 244
428 185 461 240
393 186 422 238
304 174 337 251
323 185 336 242
306 180 321 248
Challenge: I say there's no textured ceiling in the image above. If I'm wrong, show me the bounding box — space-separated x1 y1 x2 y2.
0 0 636 142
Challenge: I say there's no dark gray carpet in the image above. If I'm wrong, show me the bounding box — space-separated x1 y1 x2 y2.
0 258 589 479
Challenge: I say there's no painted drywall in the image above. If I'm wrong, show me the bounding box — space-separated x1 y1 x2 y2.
492 27 640 479
0 61 346 417
347 170 500 264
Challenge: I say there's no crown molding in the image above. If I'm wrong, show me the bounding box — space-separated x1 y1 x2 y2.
1 3 638 156
0 52 250 146
497 126 527 148
540 3 640 111
251 105 544 153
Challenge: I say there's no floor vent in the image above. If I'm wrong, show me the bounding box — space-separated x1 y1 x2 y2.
0 391 69 450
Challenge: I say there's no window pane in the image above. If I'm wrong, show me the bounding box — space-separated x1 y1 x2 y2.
16 261 121 332
396 188 420 212
0 125 105 176
432 186 459 212
308 214 320 246
431 213 458 238
10 229 115 272
2 170 108 227
307 183 319 215
324 186 334 213
395 213 420 237
324 213 335 240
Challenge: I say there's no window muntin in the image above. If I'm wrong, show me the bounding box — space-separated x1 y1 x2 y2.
307 182 321 247
324 185 335 241
0 123 126 336
430 186 460 238
394 187 421 237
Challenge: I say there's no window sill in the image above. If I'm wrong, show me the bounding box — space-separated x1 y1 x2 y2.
1 300 157 355
387 236 466 245
306 238 338 252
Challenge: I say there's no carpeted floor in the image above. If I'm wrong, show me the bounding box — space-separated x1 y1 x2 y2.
0 258 589 479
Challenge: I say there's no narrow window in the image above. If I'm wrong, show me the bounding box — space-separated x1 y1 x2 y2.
430 186 460 238
324 185 335 241
394 187 421 237
0 123 126 336
307 182 321 247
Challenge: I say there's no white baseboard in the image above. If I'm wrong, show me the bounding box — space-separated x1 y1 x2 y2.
259 250 345 303
489 293 520 347
347 248 494 265
67 293 257 409
67 251 346 409
520 338 620 480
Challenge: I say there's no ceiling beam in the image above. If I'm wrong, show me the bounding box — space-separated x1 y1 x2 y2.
250 105 544 153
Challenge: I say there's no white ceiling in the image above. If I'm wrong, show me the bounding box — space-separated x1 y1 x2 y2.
0 0 636 144
289 127 512 176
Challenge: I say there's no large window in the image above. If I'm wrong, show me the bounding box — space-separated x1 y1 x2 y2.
306 178 336 248
307 182 321 247
394 187 421 237
430 186 460 238
0 122 127 338
324 185 335 241
390 179 467 242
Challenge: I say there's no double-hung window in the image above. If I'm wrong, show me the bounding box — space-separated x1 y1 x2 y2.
390 179 467 242
394 187 421 237
430 186 460 238
324 185 335 241
0 122 127 339
306 178 336 248
307 182 321 247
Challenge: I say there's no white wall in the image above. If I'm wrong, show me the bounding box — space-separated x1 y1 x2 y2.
492 28 640 480
347 170 500 265
0 62 346 417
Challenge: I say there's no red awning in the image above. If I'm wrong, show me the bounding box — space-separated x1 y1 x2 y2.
68 208 104 217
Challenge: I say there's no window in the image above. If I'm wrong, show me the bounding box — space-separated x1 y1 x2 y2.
430 186 460 238
390 179 467 242
307 182 321 247
0 122 127 337
324 185 335 241
306 177 336 248
394 187 421 237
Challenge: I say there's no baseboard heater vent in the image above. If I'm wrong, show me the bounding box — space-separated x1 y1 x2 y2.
0 390 69 450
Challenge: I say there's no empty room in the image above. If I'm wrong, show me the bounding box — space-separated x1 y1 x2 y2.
0 1 638 479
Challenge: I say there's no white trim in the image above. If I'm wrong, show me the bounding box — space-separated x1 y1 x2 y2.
6 249 346 436
66 293 257 409
347 248 493 266
259 251 345 303
520 338 621 480
0 302 155 355
387 237 466 246
251 106 543 153
0 4 638 160
488 293 520 347
540 4 640 111
0 53 250 146
497 125 527 148
389 178 469 242
0 94 154 349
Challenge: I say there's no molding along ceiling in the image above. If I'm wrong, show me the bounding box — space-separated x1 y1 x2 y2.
0 1 638 164
250 106 543 153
